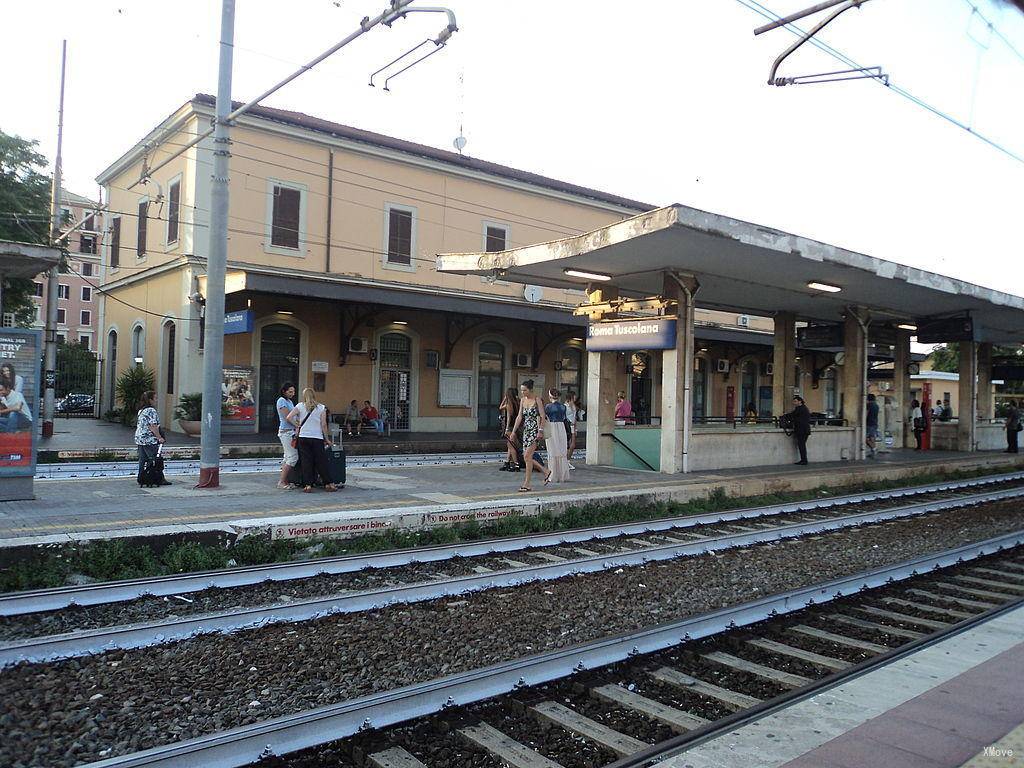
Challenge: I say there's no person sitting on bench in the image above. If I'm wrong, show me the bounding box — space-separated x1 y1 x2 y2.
343 400 362 436
361 400 385 435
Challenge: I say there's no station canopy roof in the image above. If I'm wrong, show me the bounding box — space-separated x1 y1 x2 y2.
0 240 61 279
437 205 1024 345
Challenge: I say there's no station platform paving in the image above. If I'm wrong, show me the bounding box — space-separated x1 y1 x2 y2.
661 601 1024 768
3 448 1022 550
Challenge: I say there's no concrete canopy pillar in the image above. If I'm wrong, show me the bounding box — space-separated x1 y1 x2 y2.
660 273 698 474
772 312 797 416
842 311 868 460
977 342 993 420
893 330 912 448
585 351 617 467
958 341 979 451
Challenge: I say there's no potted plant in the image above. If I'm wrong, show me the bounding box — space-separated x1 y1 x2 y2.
175 393 232 436
175 393 204 436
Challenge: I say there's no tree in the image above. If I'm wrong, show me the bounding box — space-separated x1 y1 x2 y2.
115 366 156 426
0 130 55 326
928 343 959 373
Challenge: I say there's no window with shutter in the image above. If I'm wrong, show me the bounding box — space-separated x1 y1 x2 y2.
137 201 148 257
110 217 121 268
271 185 301 249
81 310 91 326
485 225 507 252
387 207 413 265
167 179 181 244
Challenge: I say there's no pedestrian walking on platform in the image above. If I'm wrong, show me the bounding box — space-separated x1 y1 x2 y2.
287 388 338 493
134 390 170 486
499 387 520 471
910 399 925 450
507 379 551 492
564 390 579 469
788 395 812 465
1006 400 1021 454
865 393 880 458
544 388 570 483
276 382 298 489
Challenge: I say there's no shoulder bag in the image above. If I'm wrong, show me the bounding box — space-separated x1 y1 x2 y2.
291 408 315 448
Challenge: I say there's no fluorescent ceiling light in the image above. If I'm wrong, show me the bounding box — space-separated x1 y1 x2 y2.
897 323 918 331
393 320 408 325
277 310 293 315
564 268 612 281
807 281 842 293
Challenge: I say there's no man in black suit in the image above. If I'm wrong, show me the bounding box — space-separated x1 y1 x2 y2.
790 395 812 465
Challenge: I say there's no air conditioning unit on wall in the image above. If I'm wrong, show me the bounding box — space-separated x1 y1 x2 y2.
513 353 532 368
348 337 368 353
716 359 730 374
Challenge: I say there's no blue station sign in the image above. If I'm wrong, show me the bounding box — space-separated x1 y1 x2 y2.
587 318 677 352
224 310 254 335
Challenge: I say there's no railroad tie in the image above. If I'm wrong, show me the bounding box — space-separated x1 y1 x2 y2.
825 614 924 641
790 623 895 651
530 701 647 757
746 637 850 672
993 560 1024 572
648 667 762 711
701 651 811 689
905 589 996 611
880 597 973 621
971 567 1024 582
591 684 709 733
471 566 494 574
935 582 1016 602
626 538 658 549
529 551 567 563
499 558 530 569
855 606 951 631
953 575 1024 593
368 747 429 768
572 547 602 557
655 534 690 544
458 722 563 768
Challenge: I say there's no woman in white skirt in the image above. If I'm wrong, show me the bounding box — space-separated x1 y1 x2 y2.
543 388 571 483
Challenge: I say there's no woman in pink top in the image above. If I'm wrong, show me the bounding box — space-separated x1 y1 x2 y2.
614 391 633 423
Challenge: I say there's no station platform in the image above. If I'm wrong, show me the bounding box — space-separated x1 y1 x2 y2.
663 601 1024 768
2 448 1022 552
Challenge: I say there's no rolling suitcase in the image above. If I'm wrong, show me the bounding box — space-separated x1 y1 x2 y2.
138 444 166 488
325 443 346 487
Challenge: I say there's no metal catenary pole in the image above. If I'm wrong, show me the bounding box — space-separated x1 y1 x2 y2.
43 39 67 440
194 0 453 487
196 0 236 489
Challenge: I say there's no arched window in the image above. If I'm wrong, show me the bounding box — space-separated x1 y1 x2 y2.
106 330 118 409
163 321 176 395
740 361 757 416
131 324 145 362
693 357 708 422
823 368 837 416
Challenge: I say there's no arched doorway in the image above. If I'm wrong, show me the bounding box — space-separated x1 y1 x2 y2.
259 324 300 432
106 330 117 412
477 340 504 431
740 361 757 416
379 332 412 430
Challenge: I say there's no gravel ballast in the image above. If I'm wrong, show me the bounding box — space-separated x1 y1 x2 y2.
2 500 1023 767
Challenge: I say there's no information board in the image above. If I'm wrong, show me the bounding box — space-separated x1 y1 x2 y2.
0 329 41 477
438 369 472 407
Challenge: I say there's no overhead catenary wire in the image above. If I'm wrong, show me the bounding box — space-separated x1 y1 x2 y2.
736 0 1024 165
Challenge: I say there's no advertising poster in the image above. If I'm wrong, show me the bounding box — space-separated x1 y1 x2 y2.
0 329 41 476
222 366 256 423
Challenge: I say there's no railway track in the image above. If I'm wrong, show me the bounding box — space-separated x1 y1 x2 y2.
4 477 1024 667
82 533 1024 768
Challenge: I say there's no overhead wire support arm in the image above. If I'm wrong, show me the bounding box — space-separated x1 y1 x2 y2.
133 0 457 188
371 6 458 90
759 0 883 87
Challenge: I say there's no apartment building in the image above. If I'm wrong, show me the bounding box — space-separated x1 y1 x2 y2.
96 95 802 433
30 189 102 350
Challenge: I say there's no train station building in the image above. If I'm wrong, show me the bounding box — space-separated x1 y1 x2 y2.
438 205 1024 473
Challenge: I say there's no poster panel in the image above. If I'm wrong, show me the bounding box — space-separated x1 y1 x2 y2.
222 366 256 423
0 329 42 476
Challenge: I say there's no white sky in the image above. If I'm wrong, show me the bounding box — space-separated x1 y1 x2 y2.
4 0 1024 299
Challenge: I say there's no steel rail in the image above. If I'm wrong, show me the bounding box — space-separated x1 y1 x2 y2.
6 471 1023 617
5 471 1024 618
80 530 1024 768
6 485 1024 667
35 451 509 480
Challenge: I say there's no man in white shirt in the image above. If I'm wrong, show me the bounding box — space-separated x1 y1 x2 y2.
0 383 33 432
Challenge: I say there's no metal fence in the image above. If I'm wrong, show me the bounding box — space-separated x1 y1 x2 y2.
52 345 101 418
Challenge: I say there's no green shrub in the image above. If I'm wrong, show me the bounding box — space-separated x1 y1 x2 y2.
114 366 156 426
